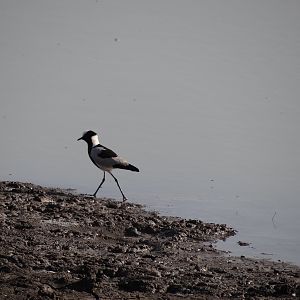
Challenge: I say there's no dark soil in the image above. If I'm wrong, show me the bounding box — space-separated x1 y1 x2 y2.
0 181 299 299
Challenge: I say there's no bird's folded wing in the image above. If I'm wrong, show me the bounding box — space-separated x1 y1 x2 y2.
92 145 118 159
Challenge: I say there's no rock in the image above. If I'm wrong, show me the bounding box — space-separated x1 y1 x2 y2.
105 201 120 209
39 284 54 297
14 220 34 230
118 278 156 293
125 226 141 237
238 241 250 246
167 283 184 294
143 267 162 278
110 245 128 253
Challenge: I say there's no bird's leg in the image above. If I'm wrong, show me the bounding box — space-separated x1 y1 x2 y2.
109 172 128 202
93 171 106 197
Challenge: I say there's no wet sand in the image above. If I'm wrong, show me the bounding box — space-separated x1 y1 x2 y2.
0 181 299 299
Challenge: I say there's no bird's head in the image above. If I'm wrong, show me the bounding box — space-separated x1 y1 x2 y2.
77 130 98 143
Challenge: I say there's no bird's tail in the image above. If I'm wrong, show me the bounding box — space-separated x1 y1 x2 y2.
114 163 139 172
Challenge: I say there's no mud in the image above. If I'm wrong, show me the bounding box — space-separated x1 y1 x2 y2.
0 181 299 299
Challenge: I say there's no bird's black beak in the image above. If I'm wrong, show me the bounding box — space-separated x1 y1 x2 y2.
77 137 83 141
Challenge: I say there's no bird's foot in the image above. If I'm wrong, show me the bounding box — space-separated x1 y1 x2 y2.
93 193 97 198
122 196 128 202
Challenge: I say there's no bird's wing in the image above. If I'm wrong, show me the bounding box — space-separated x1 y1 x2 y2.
93 145 118 159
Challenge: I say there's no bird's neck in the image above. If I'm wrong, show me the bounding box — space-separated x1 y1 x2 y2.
87 135 100 154
91 135 100 146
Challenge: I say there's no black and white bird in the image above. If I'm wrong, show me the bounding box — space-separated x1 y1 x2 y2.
77 130 139 201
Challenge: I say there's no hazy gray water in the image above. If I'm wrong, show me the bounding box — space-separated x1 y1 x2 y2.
1 1 299 265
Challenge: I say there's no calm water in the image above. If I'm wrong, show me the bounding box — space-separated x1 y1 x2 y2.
1 1 299 265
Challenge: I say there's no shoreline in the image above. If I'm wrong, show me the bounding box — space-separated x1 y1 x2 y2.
0 181 299 299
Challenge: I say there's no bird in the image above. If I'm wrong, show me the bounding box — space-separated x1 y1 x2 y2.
77 130 139 201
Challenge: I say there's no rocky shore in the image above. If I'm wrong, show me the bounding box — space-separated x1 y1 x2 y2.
0 181 299 299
